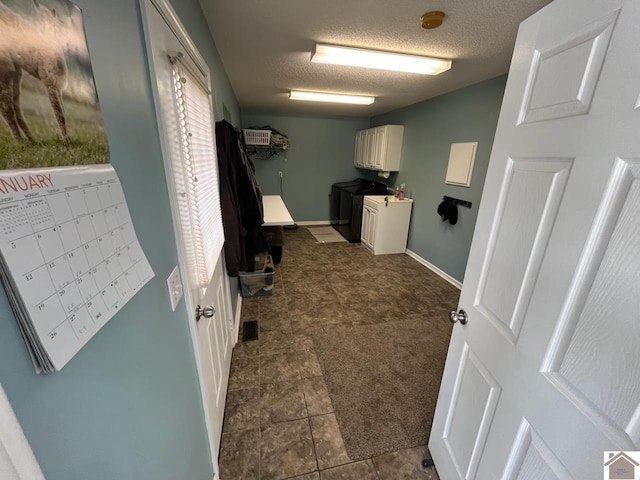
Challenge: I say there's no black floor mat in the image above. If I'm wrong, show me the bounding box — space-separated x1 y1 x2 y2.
242 320 258 342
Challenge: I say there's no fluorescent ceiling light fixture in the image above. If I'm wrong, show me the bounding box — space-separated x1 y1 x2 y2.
289 90 375 105
312 43 452 75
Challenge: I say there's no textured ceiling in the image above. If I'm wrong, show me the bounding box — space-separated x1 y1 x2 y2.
200 0 552 117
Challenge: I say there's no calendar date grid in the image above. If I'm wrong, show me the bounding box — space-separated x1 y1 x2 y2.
12 202 134 301
2 179 142 342
24 236 143 308
40 252 148 341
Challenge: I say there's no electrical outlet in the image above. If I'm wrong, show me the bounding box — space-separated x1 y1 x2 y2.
166 266 183 311
278 171 283 178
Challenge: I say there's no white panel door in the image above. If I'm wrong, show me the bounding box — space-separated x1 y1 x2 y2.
196 255 233 458
140 0 233 475
430 0 640 478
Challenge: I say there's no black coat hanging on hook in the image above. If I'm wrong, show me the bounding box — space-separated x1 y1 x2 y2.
437 198 458 225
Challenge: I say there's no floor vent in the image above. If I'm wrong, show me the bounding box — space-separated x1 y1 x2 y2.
242 320 259 342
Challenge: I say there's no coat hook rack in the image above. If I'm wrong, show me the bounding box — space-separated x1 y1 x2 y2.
443 195 472 208
247 148 280 160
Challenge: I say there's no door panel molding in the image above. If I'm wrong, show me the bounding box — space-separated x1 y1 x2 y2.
501 418 572 480
543 157 640 447
518 9 620 124
475 157 573 344
444 343 502 479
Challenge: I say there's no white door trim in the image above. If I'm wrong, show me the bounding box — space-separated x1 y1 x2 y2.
0 384 45 480
144 0 208 77
138 0 228 470
233 292 242 343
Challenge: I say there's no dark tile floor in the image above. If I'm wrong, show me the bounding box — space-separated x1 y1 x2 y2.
219 228 460 480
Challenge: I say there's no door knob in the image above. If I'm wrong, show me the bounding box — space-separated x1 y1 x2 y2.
195 305 215 321
449 309 468 325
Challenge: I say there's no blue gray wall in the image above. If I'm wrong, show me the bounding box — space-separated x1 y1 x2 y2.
241 111 383 222
373 76 507 281
0 0 238 479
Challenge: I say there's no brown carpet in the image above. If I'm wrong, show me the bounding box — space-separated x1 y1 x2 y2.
310 315 452 461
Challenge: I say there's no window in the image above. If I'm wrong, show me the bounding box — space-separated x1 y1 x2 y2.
170 56 224 287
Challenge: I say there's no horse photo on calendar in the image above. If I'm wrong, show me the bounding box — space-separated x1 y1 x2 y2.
0 0 109 169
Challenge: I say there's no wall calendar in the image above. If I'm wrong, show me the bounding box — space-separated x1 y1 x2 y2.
0 165 154 373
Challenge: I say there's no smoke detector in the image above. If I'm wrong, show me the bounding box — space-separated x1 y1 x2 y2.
421 11 445 29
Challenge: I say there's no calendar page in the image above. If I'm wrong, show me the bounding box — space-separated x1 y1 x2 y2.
0 165 154 372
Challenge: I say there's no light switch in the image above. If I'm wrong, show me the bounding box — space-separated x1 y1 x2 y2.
166 266 183 311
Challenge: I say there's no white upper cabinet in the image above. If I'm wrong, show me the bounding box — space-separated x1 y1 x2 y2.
353 125 404 172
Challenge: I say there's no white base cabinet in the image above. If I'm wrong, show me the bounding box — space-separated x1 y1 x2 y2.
361 195 413 255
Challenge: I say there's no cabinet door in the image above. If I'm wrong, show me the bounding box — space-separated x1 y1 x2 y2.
354 131 363 167
364 130 376 168
360 131 367 167
373 127 386 170
361 206 370 244
368 208 377 248
353 132 359 167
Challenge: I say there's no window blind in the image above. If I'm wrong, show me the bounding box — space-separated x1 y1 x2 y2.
171 58 224 287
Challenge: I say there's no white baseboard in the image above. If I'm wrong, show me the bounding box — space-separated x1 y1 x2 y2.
295 220 331 226
405 249 462 290
233 292 242 345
